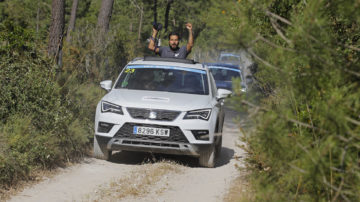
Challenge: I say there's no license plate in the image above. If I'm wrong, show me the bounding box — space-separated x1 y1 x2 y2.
133 126 170 137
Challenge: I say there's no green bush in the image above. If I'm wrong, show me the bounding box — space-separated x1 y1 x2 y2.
230 0 360 201
0 22 90 188
0 0 136 189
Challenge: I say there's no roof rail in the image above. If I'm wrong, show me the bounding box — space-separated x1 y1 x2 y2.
143 56 196 64
130 57 143 62
203 63 240 68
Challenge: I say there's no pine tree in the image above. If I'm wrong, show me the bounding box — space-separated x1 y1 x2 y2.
48 0 65 65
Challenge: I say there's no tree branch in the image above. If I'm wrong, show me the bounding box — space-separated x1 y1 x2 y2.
129 0 141 11
265 10 292 26
343 68 360 78
345 116 360 126
343 44 360 52
257 34 295 52
323 178 350 202
270 18 292 46
248 35 261 47
247 48 283 72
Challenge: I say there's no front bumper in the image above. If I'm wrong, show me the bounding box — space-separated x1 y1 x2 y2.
108 138 212 157
95 103 218 157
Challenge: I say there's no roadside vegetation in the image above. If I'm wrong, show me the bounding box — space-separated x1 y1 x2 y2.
1 0 137 193
229 0 360 201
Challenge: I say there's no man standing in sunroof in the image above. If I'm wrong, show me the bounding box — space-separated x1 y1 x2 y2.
148 23 194 59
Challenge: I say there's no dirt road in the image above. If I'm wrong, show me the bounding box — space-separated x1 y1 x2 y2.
9 109 247 202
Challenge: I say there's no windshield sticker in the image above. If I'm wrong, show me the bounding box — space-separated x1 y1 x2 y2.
208 66 241 72
127 65 206 74
125 68 135 73
121 81 128 87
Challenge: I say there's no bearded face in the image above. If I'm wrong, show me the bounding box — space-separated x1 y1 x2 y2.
169 35 179 50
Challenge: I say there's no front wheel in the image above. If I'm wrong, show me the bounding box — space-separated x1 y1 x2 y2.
93 135 112 161
198 146 215 168
215 136 222 157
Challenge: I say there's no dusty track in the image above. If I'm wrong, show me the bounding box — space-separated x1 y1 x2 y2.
9 108 247 202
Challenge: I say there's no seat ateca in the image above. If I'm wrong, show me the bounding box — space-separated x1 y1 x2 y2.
94 57 232 167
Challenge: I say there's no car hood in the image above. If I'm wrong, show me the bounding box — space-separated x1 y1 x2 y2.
101 89 212 111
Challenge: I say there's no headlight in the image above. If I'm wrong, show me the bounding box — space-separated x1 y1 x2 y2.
183 109 211 121
101 101 123 115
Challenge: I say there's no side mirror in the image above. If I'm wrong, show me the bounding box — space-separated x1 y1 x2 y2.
240 82 247 93
100 80 112 92
216 88 232 100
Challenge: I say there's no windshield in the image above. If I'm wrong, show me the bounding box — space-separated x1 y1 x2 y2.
115 65 209 95
219 54 241 64
208 66 241 82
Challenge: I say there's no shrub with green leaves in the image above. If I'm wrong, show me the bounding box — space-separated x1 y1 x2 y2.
0 22 90 188
227 0 360 201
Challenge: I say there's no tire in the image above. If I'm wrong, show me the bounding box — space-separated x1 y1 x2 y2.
93 135 112 161
216 118 224 157
198 146 215 168
215 135 222 157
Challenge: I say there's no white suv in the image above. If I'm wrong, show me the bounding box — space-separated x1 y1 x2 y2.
94 57 231 167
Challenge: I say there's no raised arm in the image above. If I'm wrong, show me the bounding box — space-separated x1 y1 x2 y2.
148 27 160 53
186 23 194 52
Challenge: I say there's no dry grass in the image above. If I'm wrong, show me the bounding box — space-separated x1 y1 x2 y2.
87 160 184 201
223 170 253 202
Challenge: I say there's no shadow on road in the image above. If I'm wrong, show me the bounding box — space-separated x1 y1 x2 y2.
109 146 234 168
216 147 235 167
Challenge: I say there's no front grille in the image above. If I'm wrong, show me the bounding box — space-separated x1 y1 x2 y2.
122 140 180 148
114 123 189 143
126 107 181 121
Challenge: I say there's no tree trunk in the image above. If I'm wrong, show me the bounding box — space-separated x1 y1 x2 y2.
66 0 79 43
36 4 40 33
48 0 65 65
137 6 143 44
129 10 134 32
96 0 114 43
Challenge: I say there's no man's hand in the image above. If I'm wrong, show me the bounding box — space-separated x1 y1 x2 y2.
149 26 159 53
152 27 158 35
186 23 192 31
186 23 194 52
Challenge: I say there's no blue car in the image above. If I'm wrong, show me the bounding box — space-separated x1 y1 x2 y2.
204 63 247 92
218 52 242 66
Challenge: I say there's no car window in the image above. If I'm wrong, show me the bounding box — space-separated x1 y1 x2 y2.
115 65 209 95
219 54 241 64
208 67 241 82
220 56 240 63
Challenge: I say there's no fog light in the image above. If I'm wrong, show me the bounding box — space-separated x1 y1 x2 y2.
98 122 114 133
191 130 209 140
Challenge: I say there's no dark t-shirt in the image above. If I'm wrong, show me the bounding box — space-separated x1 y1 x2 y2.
157 46 189 59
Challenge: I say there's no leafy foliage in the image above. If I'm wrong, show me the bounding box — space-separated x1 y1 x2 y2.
0 21 90 188
228 0 360 201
